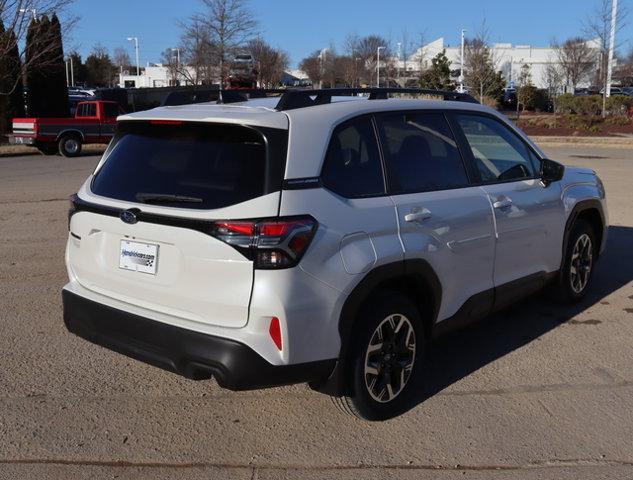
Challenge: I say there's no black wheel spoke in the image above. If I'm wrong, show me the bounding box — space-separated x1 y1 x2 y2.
364 314 416 403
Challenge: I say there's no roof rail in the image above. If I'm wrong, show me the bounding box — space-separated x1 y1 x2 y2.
217 88 287 104
274 88 479 111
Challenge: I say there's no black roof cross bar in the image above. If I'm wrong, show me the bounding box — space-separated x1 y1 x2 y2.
274 88 479 111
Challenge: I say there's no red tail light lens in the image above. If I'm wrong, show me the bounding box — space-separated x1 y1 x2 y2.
211 216 317 269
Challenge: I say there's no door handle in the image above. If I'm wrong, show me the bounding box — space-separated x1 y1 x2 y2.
493 198 513 209
404 208 432 223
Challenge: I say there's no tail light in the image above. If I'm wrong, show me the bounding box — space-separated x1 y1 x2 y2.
211 216 317 269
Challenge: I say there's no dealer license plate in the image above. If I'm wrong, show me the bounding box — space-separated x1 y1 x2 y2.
119 240 159 275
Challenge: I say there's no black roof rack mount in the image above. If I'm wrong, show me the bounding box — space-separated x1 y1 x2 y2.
213 87 479 110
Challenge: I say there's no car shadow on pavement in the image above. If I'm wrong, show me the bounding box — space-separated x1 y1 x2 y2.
406 225 633 415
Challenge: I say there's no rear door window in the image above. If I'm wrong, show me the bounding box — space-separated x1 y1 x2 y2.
91 122 284 210
321 116 385 198
377 112 469 193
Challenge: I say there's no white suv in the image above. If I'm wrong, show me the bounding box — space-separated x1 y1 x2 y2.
63 88 608 420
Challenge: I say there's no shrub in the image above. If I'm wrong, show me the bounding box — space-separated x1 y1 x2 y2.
480 95 499 109
605 95 633 116
604 114 632 126
555 93 575 113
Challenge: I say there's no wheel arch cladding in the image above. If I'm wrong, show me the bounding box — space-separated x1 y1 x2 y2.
563 199 606 264
310 259 442 396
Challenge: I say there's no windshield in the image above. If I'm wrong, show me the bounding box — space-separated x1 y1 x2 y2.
91 122 286 210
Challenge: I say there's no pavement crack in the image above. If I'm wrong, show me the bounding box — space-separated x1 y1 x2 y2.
1 458 633 471
437 380 633 397
0 198 68 205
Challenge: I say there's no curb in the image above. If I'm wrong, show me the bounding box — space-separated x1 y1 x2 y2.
532 136 633 147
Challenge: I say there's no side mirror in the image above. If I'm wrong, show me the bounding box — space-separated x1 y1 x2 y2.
540 158 565 186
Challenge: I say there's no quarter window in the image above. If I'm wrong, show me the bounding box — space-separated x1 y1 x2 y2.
77 103 97 117
377 112 469 193
321 117 385 198
455 114 537 183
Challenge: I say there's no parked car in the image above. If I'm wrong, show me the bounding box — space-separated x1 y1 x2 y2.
62 88 608 420
8 100 123 156
502 88 517 110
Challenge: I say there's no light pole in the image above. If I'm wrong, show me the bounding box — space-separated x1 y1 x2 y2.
606 0 618 99
69 55 74 87
127 37 140 82
397 42 402 85
377 46 386 88
459 29 466 93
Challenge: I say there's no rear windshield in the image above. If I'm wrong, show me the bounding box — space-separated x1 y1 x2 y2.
91 122 286 210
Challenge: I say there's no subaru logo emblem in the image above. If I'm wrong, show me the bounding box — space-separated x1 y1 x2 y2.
120 209 139 224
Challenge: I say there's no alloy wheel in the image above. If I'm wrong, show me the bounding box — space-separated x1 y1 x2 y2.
364 314 416 403
570 233 593 294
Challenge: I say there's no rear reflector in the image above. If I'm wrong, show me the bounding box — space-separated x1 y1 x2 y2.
269 317 282 350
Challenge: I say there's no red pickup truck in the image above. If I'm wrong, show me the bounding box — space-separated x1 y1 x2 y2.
9 100 122 157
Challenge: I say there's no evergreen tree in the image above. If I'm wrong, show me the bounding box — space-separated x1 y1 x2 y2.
0 21 25 133
25 16 47 116
419 50 455 90
85 45 115 87
25 15 69 117
67 52 88 86
47 14 69 116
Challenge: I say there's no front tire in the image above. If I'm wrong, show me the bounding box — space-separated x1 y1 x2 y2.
58 135 82 157
555 219 596 302
332 292 425 421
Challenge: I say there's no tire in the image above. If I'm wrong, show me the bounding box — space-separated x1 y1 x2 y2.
58 135 82 157
553 219 597 302
332 292 425 421
36 143 58 156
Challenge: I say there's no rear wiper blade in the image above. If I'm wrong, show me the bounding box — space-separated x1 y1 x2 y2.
135 193 203 204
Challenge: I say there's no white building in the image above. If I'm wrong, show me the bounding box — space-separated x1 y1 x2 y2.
395 37 604 90
119 64 203 88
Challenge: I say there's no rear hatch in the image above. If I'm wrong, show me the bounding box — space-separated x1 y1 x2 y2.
68 120 287 328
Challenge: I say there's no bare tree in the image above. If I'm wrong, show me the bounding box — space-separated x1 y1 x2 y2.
553 37 596 91
247 38 289 87
197 0 257 87
344 33 364 87
464 22 505 103
299 50 323 88
397 29 417 86
160 48 180 86
543 60 565 99
0 0 76 96
178 15 215 85
113 47 131 70
357 35 390 86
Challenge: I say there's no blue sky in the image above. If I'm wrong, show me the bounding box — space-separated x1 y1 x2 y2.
68 0 632 67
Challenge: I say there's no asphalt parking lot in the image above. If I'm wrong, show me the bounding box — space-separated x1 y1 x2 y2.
1 144 632 479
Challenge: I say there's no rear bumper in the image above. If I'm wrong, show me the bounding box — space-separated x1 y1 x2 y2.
62 289 335 390
8 135 36 145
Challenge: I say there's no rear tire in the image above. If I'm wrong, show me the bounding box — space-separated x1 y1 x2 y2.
553 219 596 302
332 292 425 421
58 135 82 157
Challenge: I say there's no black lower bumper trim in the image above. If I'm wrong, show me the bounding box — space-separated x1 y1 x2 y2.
62 290 336 390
